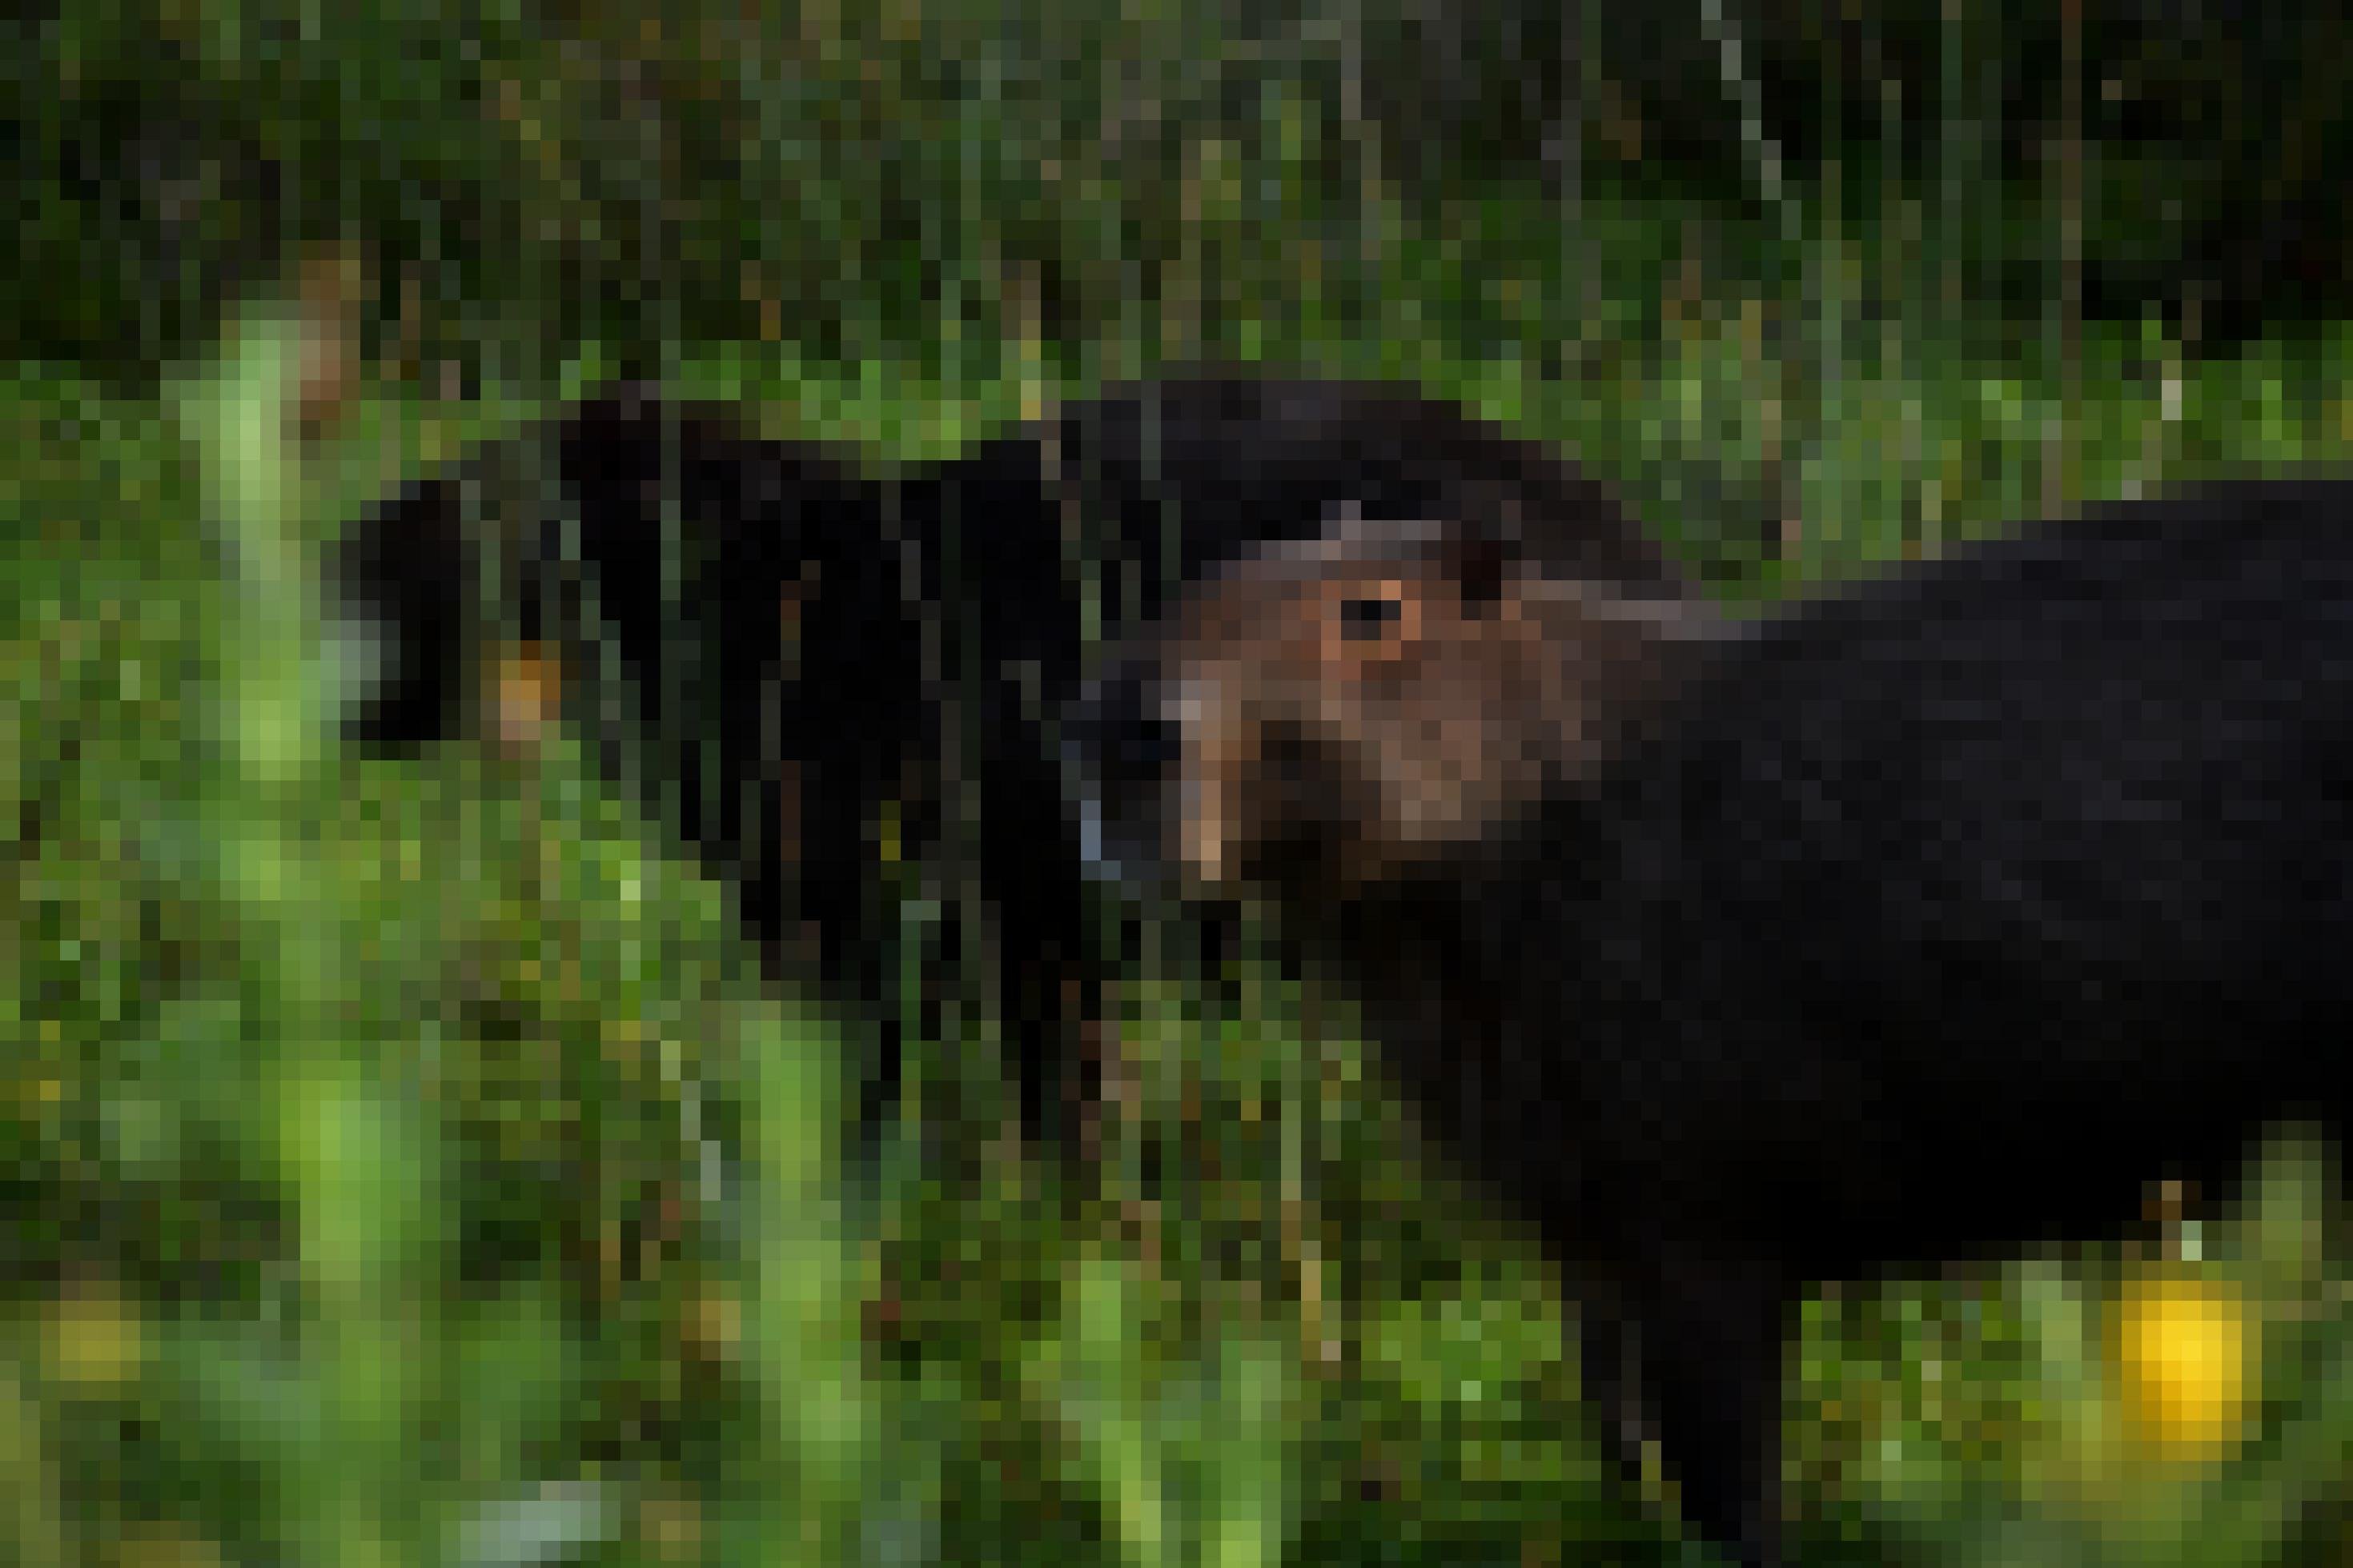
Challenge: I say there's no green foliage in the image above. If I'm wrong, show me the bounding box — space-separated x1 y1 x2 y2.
14 291 2353 1563
18 0 2353 391
14 18 2353 1553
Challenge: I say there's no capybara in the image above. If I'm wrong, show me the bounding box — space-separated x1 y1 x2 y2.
1066 479 2353 1564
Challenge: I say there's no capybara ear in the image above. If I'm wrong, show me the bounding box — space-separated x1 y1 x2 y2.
1447 526 1512 609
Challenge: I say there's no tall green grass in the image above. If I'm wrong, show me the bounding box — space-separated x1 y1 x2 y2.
6 251 2353 1564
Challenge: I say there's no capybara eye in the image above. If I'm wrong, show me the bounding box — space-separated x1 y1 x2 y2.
1339 594 1403 641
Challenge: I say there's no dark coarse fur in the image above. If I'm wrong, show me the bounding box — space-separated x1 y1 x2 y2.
1070 476 2353 1565
332 391 925 1084
329 374 1687 1165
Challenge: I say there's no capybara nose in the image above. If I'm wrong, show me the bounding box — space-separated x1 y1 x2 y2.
1063 659 1179 798
1062 659 1187 888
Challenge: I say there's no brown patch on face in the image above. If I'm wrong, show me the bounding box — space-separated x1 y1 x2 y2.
291 243 364 444
1158 523 1723 896
488 641 566 756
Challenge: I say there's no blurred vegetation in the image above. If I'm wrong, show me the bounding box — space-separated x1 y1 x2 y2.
8 2 2353 1564
14 0 2353 386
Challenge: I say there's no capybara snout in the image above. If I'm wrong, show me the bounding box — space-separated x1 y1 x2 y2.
1062 654 1187 888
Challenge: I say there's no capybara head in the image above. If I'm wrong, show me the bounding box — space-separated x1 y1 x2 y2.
1066 511 1727 904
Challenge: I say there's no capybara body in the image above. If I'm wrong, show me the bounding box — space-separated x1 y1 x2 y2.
1068 478 2353 1564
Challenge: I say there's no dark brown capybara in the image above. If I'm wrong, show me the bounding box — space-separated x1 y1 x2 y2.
327 375 1689 1174
1064 481 2353 1565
